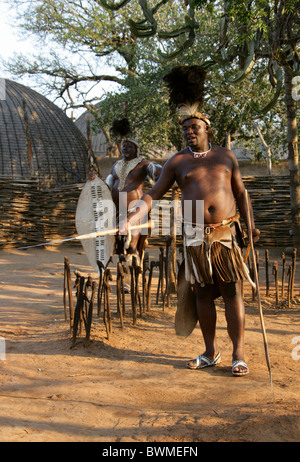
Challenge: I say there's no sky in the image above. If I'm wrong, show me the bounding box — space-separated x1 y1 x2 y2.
0 1 35 70
0 1 57 108
0 1 118 119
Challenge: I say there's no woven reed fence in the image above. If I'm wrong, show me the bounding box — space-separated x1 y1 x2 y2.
242 175 292 247
0 175 292 249
0 179 81 248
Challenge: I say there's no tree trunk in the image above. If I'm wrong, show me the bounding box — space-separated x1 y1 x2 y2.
254 124 272 176
284 67 300 249
225 132 231 149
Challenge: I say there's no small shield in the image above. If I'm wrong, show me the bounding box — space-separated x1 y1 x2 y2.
75 175 115 274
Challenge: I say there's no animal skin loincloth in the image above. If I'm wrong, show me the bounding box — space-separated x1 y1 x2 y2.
183 216 255 288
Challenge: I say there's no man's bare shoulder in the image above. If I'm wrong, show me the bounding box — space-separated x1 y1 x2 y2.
213 145 232 154
214 145 239 165
111 157 148 171
128 158 150 169
165 148 189 165
138 158 151 167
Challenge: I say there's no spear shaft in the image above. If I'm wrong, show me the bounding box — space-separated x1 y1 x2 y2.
245 190 273 394
16 223 149 250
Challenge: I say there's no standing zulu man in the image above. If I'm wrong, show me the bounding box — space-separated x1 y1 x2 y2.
105 118 162 266
120 66 260 376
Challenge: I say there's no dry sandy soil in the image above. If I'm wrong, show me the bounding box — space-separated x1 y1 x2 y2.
0 244 299 443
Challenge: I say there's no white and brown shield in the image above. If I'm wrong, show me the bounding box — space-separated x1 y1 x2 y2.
75 175 115 274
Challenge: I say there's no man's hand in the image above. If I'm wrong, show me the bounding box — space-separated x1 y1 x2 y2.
118 218 130 236
252 228 260 243
245 227 260 245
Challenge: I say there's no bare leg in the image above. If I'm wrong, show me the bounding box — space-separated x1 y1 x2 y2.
187 283 219 368
218 280 248 375
126 232 140 255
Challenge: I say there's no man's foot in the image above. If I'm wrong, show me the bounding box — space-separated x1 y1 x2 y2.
123 283 131 294
125 252 140 267
232 360 249 376
187 352 221 370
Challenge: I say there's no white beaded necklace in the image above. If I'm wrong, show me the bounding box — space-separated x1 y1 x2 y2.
189 143 212 158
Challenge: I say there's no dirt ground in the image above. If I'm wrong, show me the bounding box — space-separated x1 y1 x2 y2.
0 243 299 443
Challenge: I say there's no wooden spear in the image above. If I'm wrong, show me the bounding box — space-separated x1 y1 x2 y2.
16 223 150 250
245 190 274 396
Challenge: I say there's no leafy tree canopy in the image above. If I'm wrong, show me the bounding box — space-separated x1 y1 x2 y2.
2 0 298 158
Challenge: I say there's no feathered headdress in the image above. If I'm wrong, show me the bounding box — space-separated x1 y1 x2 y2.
163 65 210 126
110 118 139 149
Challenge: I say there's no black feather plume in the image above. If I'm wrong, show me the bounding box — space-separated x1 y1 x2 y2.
110 118 131 138
163 65 207 110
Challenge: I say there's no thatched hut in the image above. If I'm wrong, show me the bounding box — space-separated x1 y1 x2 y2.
75 105 108 158
0 79 89 247
0 79 88 186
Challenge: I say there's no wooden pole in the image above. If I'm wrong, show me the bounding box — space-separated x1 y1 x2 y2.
63 258 68 322
142 253 149 312
291 248 297 300
117 262 125 329
273 262 279 306
281 252 286 298
22 99 33 177
287 266 292 309
130 264 137 325
245 190 273 394
65 258 74 329
265 249 270 297
72 276 85 347
97 261 104 317
85 281 96 343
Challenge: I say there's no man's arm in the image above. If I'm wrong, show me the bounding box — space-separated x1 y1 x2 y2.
231 155 260 243
105 164 117 190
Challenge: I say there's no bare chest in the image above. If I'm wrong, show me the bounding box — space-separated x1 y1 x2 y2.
176 156 232 189
113 159 147 191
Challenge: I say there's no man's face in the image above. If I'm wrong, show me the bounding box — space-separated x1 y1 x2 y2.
122 140 137 161
182 118 209 149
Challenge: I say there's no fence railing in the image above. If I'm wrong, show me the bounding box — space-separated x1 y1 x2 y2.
0 175 292 248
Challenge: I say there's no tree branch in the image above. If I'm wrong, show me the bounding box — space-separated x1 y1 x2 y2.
97 0 132 11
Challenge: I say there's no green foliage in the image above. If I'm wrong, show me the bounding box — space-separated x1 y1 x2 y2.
92 67 177 155
99 0 132 10
3 0 299 159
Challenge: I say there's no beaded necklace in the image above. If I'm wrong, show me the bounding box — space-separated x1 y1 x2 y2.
189 143 212 158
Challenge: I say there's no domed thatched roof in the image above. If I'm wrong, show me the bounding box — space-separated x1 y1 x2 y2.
0 79 89 186
75 104 108 157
